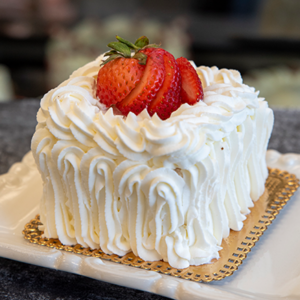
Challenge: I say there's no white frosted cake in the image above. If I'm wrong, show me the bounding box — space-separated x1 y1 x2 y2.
31 38 273 269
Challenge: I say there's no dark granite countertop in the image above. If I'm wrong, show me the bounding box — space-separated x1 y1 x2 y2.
0 99 300 300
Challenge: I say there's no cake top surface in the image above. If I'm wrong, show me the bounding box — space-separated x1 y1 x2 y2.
35 37 268 167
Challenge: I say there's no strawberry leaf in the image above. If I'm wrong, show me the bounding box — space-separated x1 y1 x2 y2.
143 43 161 49
101 35 157 66
132 52 148 65
116 36 139 50
101 54 122 66
107 42 131 58
104 50 118 57
135 36 149 48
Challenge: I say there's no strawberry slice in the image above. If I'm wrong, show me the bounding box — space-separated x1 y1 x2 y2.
96 57 145 107
116 48 165 116
176 57 203 105
96 35 204 120
148 51 181 120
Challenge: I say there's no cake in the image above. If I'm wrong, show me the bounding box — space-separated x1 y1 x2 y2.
31 36 274 269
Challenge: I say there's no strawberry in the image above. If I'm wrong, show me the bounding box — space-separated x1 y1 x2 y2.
96 58 145 107
116 48 165 116
176 57 203 105
96 36 204 121
148 50 181 120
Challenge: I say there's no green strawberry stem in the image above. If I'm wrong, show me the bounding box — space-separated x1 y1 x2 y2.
101 35 160 66
116 36 139 50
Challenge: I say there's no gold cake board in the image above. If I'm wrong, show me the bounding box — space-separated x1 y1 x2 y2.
22 168 299 283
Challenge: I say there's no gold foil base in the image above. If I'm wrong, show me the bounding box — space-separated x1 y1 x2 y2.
22 168 299 283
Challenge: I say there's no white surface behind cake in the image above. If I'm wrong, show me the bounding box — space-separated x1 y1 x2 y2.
31 55 273 269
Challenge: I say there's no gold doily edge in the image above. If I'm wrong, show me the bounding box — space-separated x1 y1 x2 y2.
22 168 299 283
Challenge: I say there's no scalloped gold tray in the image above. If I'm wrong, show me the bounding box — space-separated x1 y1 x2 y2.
23 168 299 283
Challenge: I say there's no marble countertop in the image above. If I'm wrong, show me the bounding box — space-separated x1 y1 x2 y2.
0 99 300 300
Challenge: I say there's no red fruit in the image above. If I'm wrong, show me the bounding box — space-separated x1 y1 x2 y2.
148 51 181 120
176 57 203 105
96 57 145 107
96 35 204 120
116 48 165 116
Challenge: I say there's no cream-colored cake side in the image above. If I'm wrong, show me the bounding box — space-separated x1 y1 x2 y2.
31 55 274 269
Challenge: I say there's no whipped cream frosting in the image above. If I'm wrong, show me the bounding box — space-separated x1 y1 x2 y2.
31 54 274 269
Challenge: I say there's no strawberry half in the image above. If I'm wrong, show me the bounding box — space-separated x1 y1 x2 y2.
148 50 181 120
96 58 145 107
176 57 203 105
116 48 165 116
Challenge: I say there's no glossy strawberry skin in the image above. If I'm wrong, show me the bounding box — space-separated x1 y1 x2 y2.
148 50 181 120
116 48 165 116
96 57 145 107
176 57 203 105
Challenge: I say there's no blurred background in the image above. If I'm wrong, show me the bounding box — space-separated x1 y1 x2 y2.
0 0 300 107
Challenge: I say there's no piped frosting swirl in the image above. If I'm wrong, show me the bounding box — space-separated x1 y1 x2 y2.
31 54 273 268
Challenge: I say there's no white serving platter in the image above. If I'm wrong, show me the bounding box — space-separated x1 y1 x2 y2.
0 150 300 300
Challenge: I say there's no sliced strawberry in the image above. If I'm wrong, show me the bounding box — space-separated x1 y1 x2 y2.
116 48 165 116
96 35 204 120
176 57 203 105
96 57 145 107
148 51 181 120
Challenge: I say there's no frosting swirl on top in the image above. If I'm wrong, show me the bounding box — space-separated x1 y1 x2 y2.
32 54 273 268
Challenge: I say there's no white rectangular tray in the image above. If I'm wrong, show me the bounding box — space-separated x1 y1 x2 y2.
1 150 300 300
